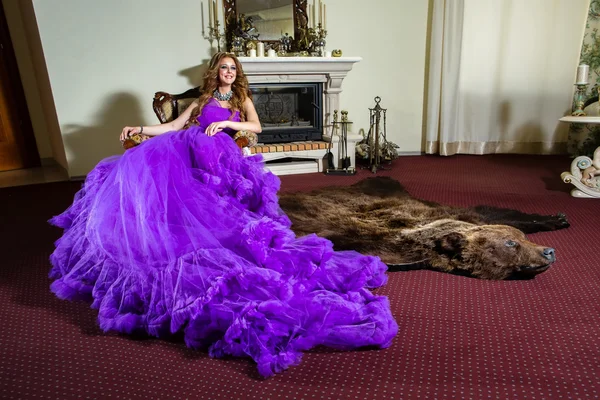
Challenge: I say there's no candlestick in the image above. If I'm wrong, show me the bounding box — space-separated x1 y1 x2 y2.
576 64 589 84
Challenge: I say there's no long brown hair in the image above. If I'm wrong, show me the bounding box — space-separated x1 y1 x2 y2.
184 52 251 129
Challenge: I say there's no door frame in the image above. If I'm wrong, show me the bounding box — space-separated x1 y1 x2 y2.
0 0 40 171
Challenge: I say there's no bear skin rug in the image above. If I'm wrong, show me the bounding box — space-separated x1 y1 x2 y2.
279 177 570 280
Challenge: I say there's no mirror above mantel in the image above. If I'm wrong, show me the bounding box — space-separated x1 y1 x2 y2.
223 0 308 52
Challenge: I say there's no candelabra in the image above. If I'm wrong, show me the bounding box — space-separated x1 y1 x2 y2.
311 23 327 57
204 20 225 52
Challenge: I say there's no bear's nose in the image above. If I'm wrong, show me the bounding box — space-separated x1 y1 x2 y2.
542 247 555 261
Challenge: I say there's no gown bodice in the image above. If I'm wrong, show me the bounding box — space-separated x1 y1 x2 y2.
197 98 241 136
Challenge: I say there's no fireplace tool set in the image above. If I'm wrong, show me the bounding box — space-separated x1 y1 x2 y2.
326 110 356 176
362 96 393 174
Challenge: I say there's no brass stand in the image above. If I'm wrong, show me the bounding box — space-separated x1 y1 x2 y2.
326 110 356 176
364 96 390 173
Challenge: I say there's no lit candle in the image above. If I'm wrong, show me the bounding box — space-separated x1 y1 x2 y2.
576 64 590 84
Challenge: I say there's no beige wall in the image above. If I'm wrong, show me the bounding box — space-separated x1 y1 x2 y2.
326 0 429 155
20 0 428 176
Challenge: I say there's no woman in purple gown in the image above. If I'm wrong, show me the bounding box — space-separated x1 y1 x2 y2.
49 52 398 377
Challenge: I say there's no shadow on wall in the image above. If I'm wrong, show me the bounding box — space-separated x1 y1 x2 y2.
61 92 144 178
62 57 223 177
178 64 207 89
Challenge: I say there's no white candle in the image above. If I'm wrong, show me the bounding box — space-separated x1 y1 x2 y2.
257 42 265 57
208 0 213 28
319 1 322 25
323 4 326 30
307 4 311 28
249 49 257 57
576 64 590 84
213 0 218 27
312 0 316 27
267 49 276 57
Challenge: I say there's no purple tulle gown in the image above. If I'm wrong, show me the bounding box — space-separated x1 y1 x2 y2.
49 99 398 377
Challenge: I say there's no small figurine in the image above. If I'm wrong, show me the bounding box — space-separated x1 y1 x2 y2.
580 147 600 188
280 33 292 54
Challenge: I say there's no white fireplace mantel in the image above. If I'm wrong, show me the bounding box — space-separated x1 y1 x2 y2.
239 56 362 75
239 56 361 127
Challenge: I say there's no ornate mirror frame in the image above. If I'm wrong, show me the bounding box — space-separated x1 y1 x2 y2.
223 0 308 52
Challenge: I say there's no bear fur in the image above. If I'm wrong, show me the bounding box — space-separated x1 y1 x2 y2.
279 177 569 280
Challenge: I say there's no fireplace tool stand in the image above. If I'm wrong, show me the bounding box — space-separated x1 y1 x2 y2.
362 96 390 174
326 110 356 176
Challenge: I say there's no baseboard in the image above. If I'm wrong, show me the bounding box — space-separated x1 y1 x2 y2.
40 157 58 166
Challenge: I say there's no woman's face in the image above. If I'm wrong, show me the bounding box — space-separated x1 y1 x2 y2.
218 57 237 86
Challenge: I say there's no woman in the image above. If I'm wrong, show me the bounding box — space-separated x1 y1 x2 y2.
49 52 398 377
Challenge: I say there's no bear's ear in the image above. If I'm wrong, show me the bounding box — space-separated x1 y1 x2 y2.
435 232 466 257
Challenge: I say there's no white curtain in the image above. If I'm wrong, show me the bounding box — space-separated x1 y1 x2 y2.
426 0 590 156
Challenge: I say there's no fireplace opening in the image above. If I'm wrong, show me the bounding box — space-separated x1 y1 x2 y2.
250 83 323 144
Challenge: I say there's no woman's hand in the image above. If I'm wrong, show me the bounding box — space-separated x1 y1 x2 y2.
205 121 230 136
120 126 141 141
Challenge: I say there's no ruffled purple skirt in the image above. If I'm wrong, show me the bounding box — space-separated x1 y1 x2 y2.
49 127 398 377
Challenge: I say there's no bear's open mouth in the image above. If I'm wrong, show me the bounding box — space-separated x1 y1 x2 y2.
520 263 552 272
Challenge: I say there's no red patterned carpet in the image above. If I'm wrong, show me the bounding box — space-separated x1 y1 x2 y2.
1 154 599 399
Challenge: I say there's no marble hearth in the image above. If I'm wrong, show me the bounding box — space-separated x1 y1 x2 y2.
239 56 363 175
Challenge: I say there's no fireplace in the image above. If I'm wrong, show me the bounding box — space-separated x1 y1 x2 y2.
239 56 363 175
250 83 323 144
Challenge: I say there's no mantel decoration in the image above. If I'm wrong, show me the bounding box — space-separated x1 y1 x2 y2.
221 0 329 57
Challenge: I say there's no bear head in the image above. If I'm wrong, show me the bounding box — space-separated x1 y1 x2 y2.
397 220 556 280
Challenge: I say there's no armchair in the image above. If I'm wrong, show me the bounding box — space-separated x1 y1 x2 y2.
152 87 201 124
148 87 257 151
